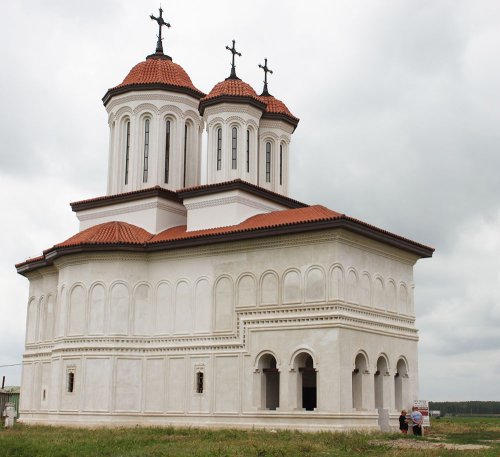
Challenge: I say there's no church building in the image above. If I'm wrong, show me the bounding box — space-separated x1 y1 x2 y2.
16 11 434 430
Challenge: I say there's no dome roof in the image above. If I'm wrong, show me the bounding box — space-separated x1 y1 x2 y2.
259 94 299 129
103 54 205 106
199 78 266 115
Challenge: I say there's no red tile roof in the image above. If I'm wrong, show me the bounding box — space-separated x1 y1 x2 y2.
103 56 205 104
16 205 434 272
202 78 262 102
54 221 152 248
260 95 299 123
116 57 201 92
151 205 341 243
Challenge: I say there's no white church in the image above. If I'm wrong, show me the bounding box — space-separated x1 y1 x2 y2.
16 11 434 430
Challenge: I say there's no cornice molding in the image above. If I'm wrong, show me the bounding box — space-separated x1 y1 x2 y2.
106 92 201 112
77 200 186 222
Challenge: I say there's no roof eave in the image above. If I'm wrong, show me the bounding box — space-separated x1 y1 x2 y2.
103 83 205 107
16 217 433 275
261 112 300 132
199 95 266 116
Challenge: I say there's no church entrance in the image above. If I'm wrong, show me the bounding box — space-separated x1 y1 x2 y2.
296 353 317 411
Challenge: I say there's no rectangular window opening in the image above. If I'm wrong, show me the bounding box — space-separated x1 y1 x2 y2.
67 369 75 393
196 371 204 394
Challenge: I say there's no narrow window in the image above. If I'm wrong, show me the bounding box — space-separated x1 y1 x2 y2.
143 119 150 183
164 120 171 183
67 369 75 393
124 121 130 185
196 371 204 394
231 127 238 169
216 128 222 171
265 142 271 183
279 144 283 185
183 123 188 187
246 129 250 173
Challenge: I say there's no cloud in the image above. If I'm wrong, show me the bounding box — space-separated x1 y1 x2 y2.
1 0 500 400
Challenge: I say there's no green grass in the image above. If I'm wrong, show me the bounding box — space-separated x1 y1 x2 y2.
1 417 500 456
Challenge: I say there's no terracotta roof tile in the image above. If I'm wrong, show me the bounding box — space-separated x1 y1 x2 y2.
16 206 434 272
260 95 299 122
202 78 263 103
109 56 204 97
150 205 340 243
54 221 152 248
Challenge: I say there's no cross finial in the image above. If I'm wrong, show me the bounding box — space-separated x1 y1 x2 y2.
150 6 171 55
225 39 242 80
258 58 273 96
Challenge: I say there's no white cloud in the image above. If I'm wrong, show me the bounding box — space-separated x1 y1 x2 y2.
1 0 500 400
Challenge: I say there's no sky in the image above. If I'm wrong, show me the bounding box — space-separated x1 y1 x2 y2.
1 0 499 401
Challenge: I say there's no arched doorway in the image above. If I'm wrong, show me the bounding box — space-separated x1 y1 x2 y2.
294 352 317 411
258 353 280 410
374 356 388 409
394 358 408 411
352 352 368 410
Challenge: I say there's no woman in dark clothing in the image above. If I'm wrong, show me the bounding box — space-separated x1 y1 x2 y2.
399 410 409 434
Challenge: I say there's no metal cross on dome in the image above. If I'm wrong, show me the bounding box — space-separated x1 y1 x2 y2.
258 58 273 96
226 40 242 79
150 6 171 54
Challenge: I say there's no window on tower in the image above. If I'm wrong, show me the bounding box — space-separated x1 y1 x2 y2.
164 120 171 184
232 127 238 170
266 141 272 183
217 128 222 171
246 129 250 173
279 144 283 186
183 123 189 188
124 121 130 185
143 119 150 183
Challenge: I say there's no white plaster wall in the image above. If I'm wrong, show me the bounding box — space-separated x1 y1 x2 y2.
183 189 288 231
204 103 262 186
19 229 424 430
258 120 293 195
76 197 187 234
106 91 203 194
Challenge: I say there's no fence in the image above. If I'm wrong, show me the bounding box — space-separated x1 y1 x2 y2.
1 391 20 424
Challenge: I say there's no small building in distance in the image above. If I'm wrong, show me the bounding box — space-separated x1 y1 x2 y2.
15 11 433 431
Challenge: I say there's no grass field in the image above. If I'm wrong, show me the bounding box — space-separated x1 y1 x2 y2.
1 417 500 456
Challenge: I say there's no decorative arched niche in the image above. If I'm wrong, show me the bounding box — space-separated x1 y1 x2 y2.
214 276 234 332
282 269 301 304
305 267 325 303
237 274 257 307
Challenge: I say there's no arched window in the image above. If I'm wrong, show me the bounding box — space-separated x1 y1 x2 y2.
294 353 316 411
124 121 130 185
216 128 222 171
164 120 171 183
231 127 238 169
265 142 271 183
279 144 283 185
183 123 188 187
246 129 250 173
143 119 150 183
257 354 279 410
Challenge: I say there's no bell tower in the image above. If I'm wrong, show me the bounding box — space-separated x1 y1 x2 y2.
102 8 205 196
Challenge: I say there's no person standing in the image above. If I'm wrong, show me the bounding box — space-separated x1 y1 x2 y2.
399 410 409 434
410 406 423 436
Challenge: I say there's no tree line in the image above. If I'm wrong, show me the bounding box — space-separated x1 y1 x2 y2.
429 401 500 415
